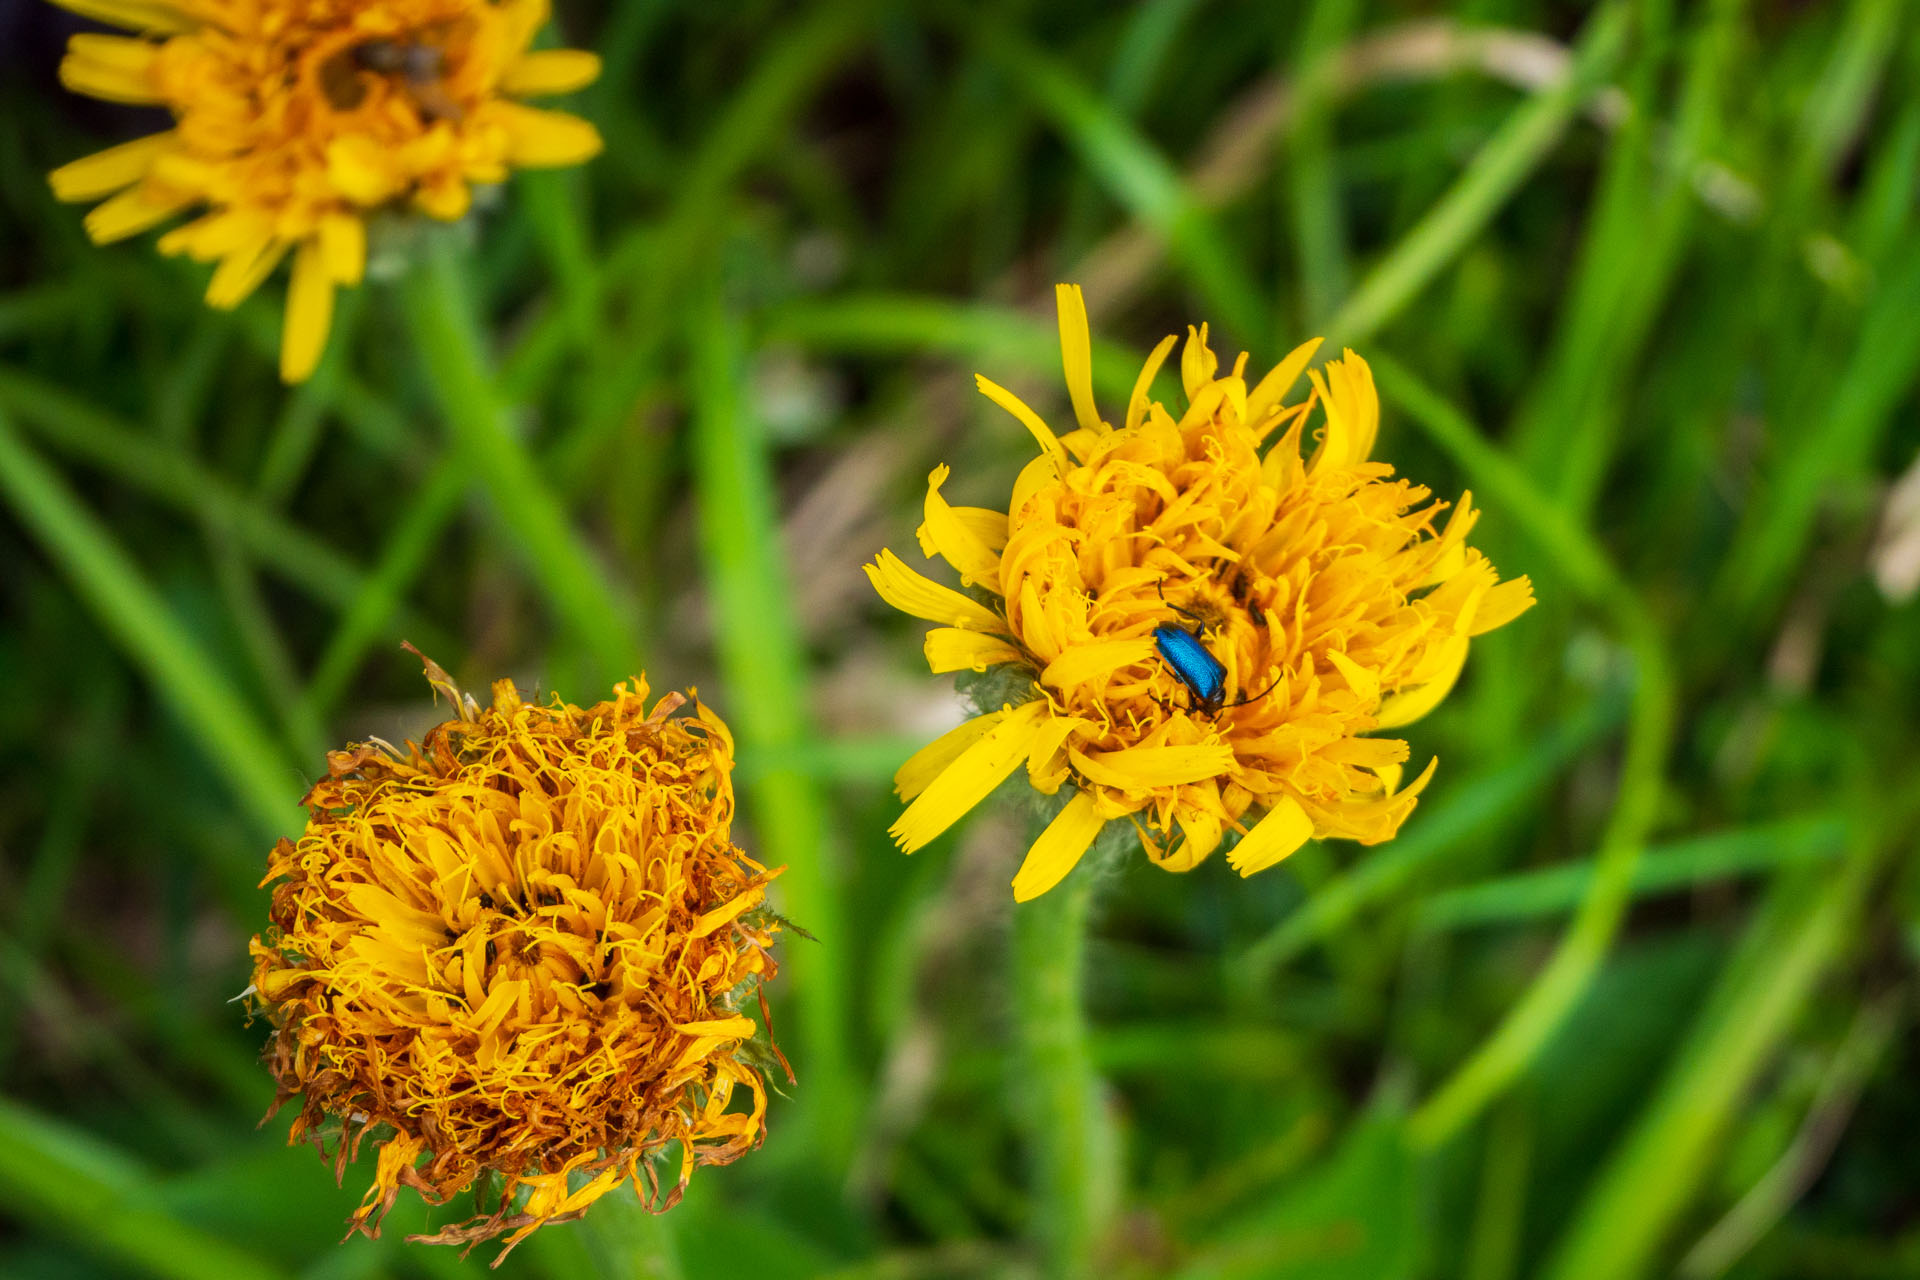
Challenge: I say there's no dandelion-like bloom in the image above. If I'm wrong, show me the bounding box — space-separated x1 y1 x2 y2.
47 0 603 382
866 286 1535 901
248 652 785 1260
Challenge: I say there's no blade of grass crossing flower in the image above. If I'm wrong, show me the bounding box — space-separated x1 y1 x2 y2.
1320 3 1631 351
0 1095 295 1280
0 412 300 839
1366 356 1678 1151
1543 828 1885 1280
689 289 855 1161
402 233 644 689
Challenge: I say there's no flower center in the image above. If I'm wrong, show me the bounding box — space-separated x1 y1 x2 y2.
317 34 464 121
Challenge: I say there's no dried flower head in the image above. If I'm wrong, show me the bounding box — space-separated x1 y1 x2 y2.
47 0 603 381
248 651 785 1261
866 286 1534 901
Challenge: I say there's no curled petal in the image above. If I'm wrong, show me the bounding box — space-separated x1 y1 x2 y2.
1012 790 1105 902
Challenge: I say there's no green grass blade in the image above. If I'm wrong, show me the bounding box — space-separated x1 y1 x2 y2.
1542 828 1885 1280
297 456 466 724
0 411 299 838
1321 3 1631 350
1372 356 1677 1151
0 1095 295 1280
401 234 644 689
688 287 855 1161
1415 814 1846 932
762 293 1148 401
0 367 368 612
1234 691 1622 984
985 30 1269 346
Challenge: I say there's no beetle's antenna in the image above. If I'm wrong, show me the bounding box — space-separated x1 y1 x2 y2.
1218 668 1283 710
1154 574 1210 628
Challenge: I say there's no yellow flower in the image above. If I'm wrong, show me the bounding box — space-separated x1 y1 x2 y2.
47 0 603 382
866 286 1535 902
248 650 785 1261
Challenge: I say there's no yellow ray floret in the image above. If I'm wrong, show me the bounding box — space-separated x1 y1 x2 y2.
47 0 604 383
867 286 1535 899
248 652 785 1262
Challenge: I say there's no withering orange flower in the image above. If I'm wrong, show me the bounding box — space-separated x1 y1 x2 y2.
866 286 1534 901
47 0 603 381
248 652 785 1261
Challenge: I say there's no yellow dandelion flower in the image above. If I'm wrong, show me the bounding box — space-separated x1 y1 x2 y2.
248 649 786 1261
47 0 604 382
867 285 1535 902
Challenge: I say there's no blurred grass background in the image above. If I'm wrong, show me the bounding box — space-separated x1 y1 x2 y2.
3 0 1920 1277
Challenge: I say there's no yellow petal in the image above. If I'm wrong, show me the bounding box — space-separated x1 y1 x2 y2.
45 0 190 32
916 464 1001 586
864 548 1006 631
976 375 1070 474
1126 333 1178 432
889 701 1048 852
498 103 605 168
48 131 174 203
1375 636 1468 729
1470 576 1535 635
59 34 161 105
689 886 765 937
1159 805 1221 871
1227 795 1313 876
950 505 1009 552
1069 743 1234 790
1054 283 1106 434
1326 649 1381 705
1180 323 1218 399
1012 790 1104 902
896 709 1008 801
502 49 603 97
1025 713 1090 795
1326 351 1380 462
203 238 288 310
318 213 366 286
1244 337 1324 428
279 240 334 383
327 137 402 206
1039 638 1156 690
81 183 191 243
925 627 1024 674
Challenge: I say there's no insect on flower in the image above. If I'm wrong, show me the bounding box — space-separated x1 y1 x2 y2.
1150 580 1281 716
347 37 465 122
866 284 1537 901
45 0 606 383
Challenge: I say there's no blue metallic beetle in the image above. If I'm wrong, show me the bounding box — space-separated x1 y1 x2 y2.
1151 580 1279 715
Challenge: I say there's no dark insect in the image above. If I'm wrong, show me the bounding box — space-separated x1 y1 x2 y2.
1152 579 1280 715
349 38 464 122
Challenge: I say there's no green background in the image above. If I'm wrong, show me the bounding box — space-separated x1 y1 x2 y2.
3 1 1919 1277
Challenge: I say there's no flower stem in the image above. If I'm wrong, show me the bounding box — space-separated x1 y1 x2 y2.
1013 861 1114 1280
